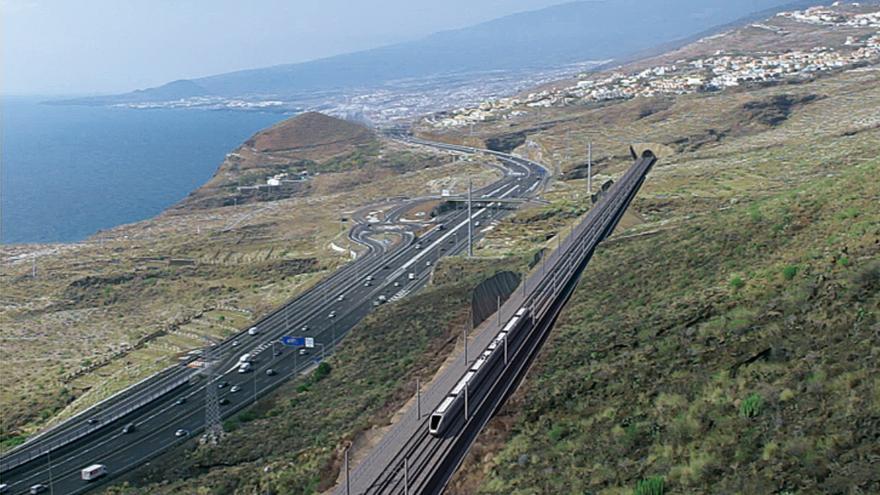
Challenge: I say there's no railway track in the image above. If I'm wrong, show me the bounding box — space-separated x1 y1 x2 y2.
342 148 657 495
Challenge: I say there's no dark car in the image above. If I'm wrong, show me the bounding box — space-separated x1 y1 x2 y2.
87 418 99 425
219 397 230 406
122 423 136 434
217 381 229 389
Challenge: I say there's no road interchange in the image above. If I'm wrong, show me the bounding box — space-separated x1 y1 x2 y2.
0 138 548 495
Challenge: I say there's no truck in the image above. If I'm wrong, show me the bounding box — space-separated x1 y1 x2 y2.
81 464 107 481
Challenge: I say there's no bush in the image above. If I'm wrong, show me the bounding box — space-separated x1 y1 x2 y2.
634 476 665 495
782 265 798 280
740 393 763 418
313 362 332 382
729 276 745 290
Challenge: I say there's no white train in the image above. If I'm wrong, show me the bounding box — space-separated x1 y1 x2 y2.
429 308 529 436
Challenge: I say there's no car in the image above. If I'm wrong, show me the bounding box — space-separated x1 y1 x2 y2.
266 368 277 376
175 397 186 405
328 311 336 318
377 295 387 303
364 281 372 287
232 340 240 347
337 295 345 302
247 326 259 336
0 483 8 494
299 348 308 356
301 325 309 332
426 260 432 266
238 362 253 373
393 281 400 287
217 381 229 389
273 347 281 356
122 423 135 434
373 300 380 307
440 247 446 252
414 243 422 250
175 429 189 438
87 418 99 425
366 275 374 281
29 484 47 494
219 398 230 405
383 265 390 270
230 385 241 393
408 273 416 280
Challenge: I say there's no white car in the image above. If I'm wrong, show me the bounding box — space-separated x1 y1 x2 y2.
175 429 189 438
230 385 241 393
247 326 259 336
337 295 345 302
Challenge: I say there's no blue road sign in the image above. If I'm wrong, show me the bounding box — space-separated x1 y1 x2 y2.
280 336 305 347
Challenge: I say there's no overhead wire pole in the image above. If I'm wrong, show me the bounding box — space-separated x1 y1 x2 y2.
204 340 223 444
467 178 473 257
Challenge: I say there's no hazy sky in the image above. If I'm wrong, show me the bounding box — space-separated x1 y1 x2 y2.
2 0 572 95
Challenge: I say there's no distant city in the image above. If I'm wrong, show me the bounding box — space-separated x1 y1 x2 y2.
111 62 604 125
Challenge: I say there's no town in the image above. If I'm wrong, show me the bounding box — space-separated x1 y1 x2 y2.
427 4 880 129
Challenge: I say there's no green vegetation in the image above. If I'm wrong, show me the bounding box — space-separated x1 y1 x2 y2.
739 393 763 418
101 256 527 494
444 58 879 494
634 476 665 495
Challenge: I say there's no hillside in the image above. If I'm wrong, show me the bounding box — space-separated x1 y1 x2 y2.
62 5 876 494
244 112 374 154
181 112 450 208
408 6 880 494
0 110 502 451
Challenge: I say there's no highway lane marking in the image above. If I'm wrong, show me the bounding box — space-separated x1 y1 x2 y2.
8 144 541 484
392 183 521 278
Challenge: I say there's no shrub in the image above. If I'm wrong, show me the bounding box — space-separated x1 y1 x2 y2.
634 476 665 495
238 410 259 423
313 362 332 382
782 265 798 280
729 276 745 290
740 393 763 418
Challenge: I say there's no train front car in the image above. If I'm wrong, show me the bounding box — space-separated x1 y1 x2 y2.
428 307 529 436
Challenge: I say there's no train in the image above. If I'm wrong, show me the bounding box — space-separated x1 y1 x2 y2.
429 307 529 436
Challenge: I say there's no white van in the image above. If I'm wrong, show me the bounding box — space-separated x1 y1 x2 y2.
81 464 107 481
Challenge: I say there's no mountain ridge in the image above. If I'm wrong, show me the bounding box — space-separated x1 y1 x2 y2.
63 0 803 106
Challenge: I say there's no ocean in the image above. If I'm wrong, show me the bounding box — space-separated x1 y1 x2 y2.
1 96 286 244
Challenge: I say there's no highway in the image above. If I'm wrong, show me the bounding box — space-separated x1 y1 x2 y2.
338 148 657 495
0 138 548 495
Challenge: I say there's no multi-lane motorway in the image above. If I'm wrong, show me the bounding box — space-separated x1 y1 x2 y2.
0 138 548 495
